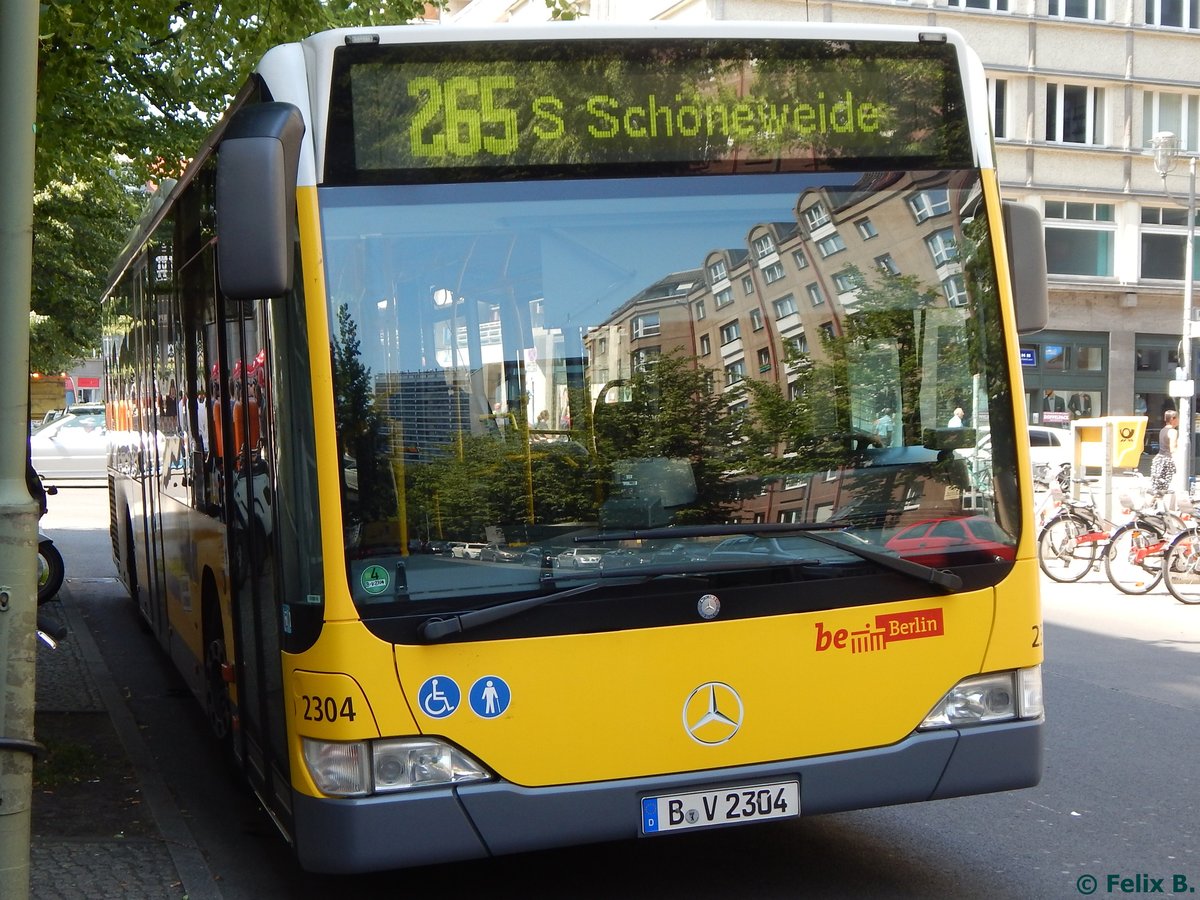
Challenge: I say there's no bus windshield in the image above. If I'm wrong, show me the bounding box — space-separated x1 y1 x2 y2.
320 168 1018 611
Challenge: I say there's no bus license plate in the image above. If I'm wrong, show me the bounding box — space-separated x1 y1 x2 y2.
641 781 799 834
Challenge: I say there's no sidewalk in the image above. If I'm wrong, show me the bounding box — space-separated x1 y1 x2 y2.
31 580 219 900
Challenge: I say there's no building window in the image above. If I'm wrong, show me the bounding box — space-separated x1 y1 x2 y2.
816 233 847 258
807 282 826 306
597 337 607 355
632 347 660 372
1141 205 1200 280
757 348 772 372
990 79 1009 139
792 248 810 270
749 307 764 331
832 272 856 294
708 260 727 283
1045 201 1115 277
725 360 746 386
925 228 959 267
789 333 809 356
742 275 755 295
763 262 786 284
875 254 900 275
1077 346 1104 371
1049 0 1106 18
948 0 1009 9
802 201 830 230
942 274 969 307
695 299 706 320
632 312 660 338
908 189 951 223
1046 83 1106 145
715 287 734 308
1143 91 1200 153
753 234 776 259
719 320 741 345
855 218 878 240
700 334 711 356
1145 0 1200 28
773 294 799 318
819 321 836 340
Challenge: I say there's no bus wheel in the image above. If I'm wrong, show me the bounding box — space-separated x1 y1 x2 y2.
124 516 139 604
204 619 233 743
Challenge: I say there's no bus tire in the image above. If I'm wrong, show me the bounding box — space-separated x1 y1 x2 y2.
203 592 234 751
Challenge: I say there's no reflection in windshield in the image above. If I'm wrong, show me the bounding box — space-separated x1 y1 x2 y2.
321 170 1017 605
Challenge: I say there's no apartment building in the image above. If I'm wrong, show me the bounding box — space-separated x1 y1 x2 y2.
442 0 1200 459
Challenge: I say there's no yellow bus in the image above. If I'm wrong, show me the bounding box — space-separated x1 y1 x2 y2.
102 22 1048 873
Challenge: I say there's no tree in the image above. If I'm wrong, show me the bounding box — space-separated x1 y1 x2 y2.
31 0 439 373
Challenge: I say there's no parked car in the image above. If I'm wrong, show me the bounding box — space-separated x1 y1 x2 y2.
555 547 611 568
450 542 487 559
884 516 1016 568
30 411 108 481
963 425 1075 481
480 542 522 563
522 545 555 569
36 402 106 431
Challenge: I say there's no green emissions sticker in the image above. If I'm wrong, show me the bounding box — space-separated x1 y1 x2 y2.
360 564 391 595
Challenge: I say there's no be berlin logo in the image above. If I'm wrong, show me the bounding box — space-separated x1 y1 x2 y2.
1076 873 1195 894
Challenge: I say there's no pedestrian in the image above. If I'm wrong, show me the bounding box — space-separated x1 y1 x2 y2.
947 407 965 428
1150 409 1179 498
874 407 894 446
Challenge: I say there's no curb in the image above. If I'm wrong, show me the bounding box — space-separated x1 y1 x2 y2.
53 588 223 900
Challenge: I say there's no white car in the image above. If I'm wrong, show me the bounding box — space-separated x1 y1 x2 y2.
30 411 109 482
450 542 487 559
964 425 1075 483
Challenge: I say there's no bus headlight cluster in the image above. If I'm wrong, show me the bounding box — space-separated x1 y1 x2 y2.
918 666 1043 730
302 737 490 797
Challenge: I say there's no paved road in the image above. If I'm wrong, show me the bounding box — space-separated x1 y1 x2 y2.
33 487 1200 898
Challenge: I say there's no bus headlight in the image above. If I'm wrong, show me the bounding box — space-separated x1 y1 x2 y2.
302 737 490 797
371 738 489 793
918 666 1043 730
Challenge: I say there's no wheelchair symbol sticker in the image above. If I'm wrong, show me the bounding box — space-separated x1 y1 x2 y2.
417 676 460 719
469 676 511 718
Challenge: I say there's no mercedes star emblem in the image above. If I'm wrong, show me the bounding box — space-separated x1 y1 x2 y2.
683 682 744 745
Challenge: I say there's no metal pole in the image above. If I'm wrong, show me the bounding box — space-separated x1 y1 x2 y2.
0 2 42 898
1181 157 1197 502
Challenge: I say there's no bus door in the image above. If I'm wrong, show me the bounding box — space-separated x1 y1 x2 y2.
134 257 169 637
220 298 291 818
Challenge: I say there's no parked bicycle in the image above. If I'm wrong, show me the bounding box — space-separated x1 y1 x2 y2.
1103 486 1190 595
1037 467 1115 583
1160 520 1200 605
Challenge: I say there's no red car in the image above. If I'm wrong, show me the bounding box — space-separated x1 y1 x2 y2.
885 516 1016 568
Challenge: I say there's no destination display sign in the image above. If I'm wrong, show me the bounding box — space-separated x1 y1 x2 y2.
326 38 971 182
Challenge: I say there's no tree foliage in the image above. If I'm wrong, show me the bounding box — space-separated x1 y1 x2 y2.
32 0 438 373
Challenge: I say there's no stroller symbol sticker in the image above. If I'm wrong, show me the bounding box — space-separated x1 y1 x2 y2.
417 676 460 719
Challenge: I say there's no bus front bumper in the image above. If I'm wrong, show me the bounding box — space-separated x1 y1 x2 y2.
291 717 1042 873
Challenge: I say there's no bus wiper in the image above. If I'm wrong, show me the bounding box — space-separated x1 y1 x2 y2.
588 523 963 593
417 581 601 642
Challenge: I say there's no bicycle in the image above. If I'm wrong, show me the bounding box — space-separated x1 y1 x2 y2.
1037 467 1115 583
1160 521 1200 604
1103 487 1189 595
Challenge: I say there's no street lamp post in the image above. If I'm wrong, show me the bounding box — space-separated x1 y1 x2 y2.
1150 131 1197 502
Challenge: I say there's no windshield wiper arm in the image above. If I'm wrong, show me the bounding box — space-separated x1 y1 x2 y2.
588 523 963 593
418 581 601 642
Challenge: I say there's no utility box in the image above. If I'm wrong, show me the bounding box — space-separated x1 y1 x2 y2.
1073 417 1147 469
1071 417 1148 521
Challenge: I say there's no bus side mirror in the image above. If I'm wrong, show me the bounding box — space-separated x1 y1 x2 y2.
216 103 305 300
1002 200 1049 335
